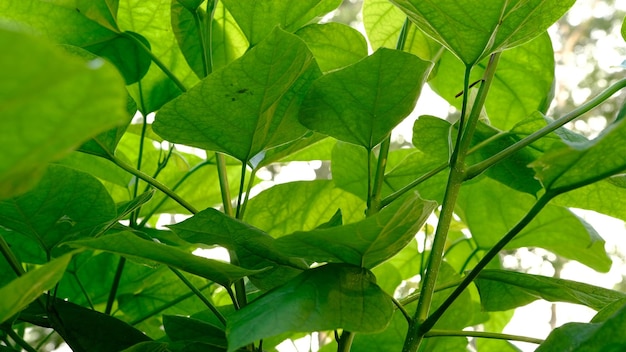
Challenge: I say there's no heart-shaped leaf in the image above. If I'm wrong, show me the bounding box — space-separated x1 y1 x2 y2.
154 27 318 162
391 0 575 65
226 264 394 352
299 48 432 149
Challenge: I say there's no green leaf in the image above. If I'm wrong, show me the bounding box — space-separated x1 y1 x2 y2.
48 298 152 352
475 269 626 312
168 208 307 291
532 117 626 193
362 0 442 61
121 342 170 352
274 193 436 268
536 303 626 352
622 16 626 42
221 0 342 46
164 315 226 348
0 252 74 324
118 0 199 111
295 23 368 73
456 177 611 272
66 231 263 287
154 27 318 162
0 29 127 198
0 1 152 84
0 165 117 260
226 263 394 352
428 33 555 130
390 0 574 65
244 180 366 237
300 48 432 149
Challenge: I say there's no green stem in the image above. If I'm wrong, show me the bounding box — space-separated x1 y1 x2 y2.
0 235 25 277
217 153 235 217
122 32 187 93
105 151 198 214
420 194 552 333
465 77 626 180
367 135 391 216
105 257 126 315
138 159 213 228
403 52 502 352
130 283 213 325
6 329 37 352
170 267 226 326
425 329 544 344
337 331 356 352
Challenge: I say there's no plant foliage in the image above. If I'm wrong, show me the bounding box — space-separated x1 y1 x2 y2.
1 0 626 351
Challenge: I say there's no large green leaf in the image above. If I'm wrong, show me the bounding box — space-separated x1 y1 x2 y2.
456 177 611 272
300 48 431 149
154 27 318 162
475 270 626 312
532 117 626 193
428 33 554 130
0 1 151 84
221 0 342 46
226 263 394 352
244 180 365 237
0 253 73 324
390 0 574 65
168 208 307 291
536 303 626 351
66 231 263 287
295 23 368 73
274 193 436 268
0 165 117 261
0 29 127 198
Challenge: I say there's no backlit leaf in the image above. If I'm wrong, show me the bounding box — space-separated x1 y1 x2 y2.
300 48 431 149
226 264 394 352
0 252 74 324
154 27 318 162
221 0 342 46
274 193 436 268
390 0 574 65
0 29 127 198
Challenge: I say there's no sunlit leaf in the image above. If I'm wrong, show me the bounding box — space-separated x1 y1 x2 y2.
295 23 368 73
536 303 626 351
532 117 626 193
226 264 394 352
244 180 366 237
390 0 574 65
428 33 555 130
274 193 436 268
300 48 431 149
456 177 611 272
0 29 127 198
221 0 342 46
363 0 442 62
154 27 318 162
0 253 73 324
